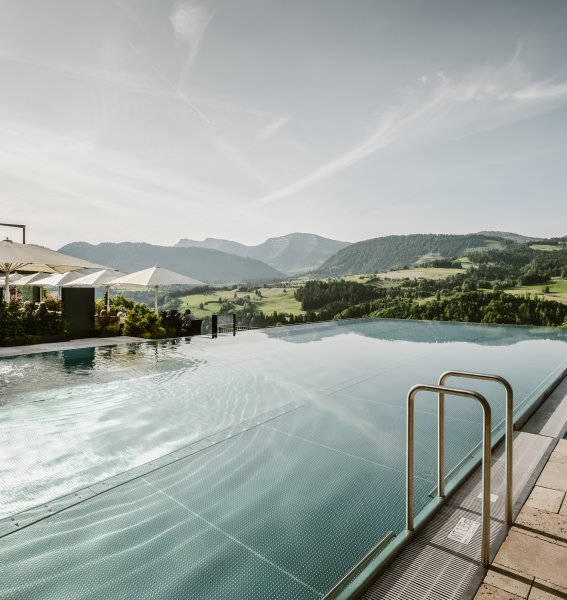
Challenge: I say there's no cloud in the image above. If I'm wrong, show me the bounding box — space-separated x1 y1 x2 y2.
211 137 275 187
250 57 567 208
170 1 214 77
256 116 292 142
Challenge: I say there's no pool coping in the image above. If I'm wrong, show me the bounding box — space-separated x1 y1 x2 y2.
0 336 143 357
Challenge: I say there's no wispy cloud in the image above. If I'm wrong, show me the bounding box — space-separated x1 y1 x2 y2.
250 57 567 208
0 51 157 93
170 1 214 81
211 137 274 187
256 116 292 142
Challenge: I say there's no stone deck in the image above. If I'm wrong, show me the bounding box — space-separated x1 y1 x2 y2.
474 441 567 599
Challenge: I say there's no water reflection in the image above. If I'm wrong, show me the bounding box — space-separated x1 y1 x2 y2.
264 317 567 346
62 347 95 373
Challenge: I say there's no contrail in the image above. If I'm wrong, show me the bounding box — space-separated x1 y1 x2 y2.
128 41 211 125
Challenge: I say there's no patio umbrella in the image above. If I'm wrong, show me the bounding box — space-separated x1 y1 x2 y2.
32 272 84 287
0 273 22 286
1 238 107 303
31 272 84 300
0 273 22 300
108 266 204 312
14 272 50 286
67 269 127 311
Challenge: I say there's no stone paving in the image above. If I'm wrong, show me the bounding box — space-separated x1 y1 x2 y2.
0 335 148 357
474 438 567 600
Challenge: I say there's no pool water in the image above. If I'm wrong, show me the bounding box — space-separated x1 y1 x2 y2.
1 318 566 599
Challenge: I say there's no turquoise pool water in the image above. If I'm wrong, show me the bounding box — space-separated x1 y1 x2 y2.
1 318 567 599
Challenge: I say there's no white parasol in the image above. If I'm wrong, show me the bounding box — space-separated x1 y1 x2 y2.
1 238 107 303
108 266 204 312
67 269 127 311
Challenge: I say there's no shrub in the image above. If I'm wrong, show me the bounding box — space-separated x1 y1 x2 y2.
159 309 184 336
0 298 66 341
123 304 167 338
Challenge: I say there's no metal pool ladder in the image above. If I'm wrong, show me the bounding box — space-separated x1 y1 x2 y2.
321 371 514 599
406 371 514 567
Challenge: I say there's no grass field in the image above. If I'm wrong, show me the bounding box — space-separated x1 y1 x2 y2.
529 244 565 252
178 286 305 318
376 267 463 281
504 279 567 304
341 268 463 286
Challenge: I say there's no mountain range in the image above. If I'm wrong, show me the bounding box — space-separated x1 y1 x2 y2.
175 232 350 275
59 231 556 284
58 242 286 283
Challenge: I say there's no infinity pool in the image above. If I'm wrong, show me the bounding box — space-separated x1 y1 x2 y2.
1 319 567 599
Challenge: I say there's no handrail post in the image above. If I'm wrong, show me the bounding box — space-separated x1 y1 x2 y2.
438 388 445 498
439 371 513 527
406 391 415 531
407 384 492 567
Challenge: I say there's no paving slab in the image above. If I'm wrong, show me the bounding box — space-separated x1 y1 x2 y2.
493 528 567 589
525 487 565 514
484 565 533 598
475 583 524 599
537 459 567 493
548 452 567 465
555 440 567 456
528 579 567 600
514 505 567 544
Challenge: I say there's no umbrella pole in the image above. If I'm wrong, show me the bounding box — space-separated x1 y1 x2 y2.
106 287 110 312
3 271 9 304
155 286 159 313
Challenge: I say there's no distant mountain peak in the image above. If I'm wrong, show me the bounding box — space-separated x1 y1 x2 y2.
175 232 350 275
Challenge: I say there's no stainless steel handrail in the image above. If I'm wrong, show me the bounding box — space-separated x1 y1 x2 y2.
438 371 513 527
407 384 492 567
321 530 396 600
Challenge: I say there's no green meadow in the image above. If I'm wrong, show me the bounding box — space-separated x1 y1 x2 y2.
504 279 567 304
178 286 305 318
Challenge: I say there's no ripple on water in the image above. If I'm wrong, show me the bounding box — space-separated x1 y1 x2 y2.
0 342 307 519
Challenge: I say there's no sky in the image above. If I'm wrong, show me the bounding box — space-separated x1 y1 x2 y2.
1 0 567 249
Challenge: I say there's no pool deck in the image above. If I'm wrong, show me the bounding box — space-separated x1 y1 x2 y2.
473 384 567 599
0 335 143 357
2 335 567 599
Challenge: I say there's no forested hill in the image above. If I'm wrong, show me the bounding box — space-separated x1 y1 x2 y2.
58 242 286 283
316 234 506 276
476 231 542 243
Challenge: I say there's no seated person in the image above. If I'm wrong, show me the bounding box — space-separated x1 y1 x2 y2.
116 308 127 333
